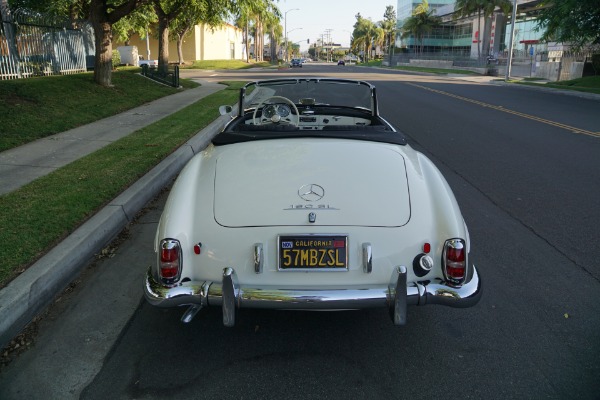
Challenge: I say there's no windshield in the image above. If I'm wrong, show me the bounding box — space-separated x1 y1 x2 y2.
242 78 375 114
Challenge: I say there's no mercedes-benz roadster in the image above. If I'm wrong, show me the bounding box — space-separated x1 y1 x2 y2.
144 78 482 326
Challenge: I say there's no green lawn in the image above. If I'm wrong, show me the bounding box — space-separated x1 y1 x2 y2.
356 59 480 75
0 79 245 288
0 68 198 152
391 65 480 75
515 75 600 95
186 59 271 70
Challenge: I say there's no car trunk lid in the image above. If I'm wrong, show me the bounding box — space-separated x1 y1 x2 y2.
213 140 410 227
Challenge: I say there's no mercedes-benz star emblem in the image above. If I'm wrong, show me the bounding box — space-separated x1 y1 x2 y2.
298 184 325 202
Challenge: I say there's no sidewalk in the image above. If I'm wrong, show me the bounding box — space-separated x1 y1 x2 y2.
0 79 225 196
0 79 230 349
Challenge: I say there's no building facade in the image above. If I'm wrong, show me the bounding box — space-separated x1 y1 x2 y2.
116 23 245 64
396 0 545 60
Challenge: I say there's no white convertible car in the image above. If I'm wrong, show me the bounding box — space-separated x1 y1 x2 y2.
144 78 482 326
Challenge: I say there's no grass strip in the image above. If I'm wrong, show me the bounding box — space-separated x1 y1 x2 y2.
391 65 480 75
355 60 480 75
0 69 197 152
185 59 271 70
514 76 600 95
0 81 245 287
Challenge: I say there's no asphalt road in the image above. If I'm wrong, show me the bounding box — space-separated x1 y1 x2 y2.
1 63 599 400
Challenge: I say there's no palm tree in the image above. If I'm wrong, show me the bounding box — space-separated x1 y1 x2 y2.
253 0 280 62
401 0 440 56
352 14 384 63
233 0 279 62
380 5 397 61
265 18 283 61
232 1 252 62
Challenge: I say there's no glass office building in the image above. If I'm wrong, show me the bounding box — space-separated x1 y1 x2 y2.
397 0 473 56
396 0 545 59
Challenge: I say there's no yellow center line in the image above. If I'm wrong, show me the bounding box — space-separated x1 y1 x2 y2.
406 82 600 139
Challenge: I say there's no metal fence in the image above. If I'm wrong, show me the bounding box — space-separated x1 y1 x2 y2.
389 49 595 80
1 7 93 80
141 64 180 88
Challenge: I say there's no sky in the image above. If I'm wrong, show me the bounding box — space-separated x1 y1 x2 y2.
279 0 397 52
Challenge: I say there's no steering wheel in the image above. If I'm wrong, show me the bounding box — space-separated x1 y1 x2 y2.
253 96 300 126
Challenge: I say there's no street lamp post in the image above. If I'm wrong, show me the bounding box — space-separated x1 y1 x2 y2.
286 28 302 60
284 8 299 62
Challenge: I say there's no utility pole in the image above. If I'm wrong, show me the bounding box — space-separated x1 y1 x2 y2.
505 0 518 81
325 28 332 62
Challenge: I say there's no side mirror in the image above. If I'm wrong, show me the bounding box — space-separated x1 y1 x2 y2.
219 105 233 116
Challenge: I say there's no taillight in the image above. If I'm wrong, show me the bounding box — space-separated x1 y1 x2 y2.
159 239 182 284
443 239 466 285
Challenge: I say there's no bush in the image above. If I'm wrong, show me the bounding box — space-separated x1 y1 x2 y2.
112 50 121 69
592 54 600 75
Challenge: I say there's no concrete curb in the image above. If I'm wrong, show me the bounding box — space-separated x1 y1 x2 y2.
0 114 230 349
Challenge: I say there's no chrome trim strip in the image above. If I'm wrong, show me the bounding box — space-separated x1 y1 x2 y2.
362 243 372 273
254 243 263 274
389 266 407 325
143 265 482 320
181 305 202 323
222 267 238 327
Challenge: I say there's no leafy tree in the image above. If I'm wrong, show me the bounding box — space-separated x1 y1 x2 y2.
535 0 600 51
401 0 440 55
88 0 145 86
169 0 231 65
152 0 184 74
6 0 147 86
112 3 156 46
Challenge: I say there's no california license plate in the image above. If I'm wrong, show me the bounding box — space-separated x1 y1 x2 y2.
278 235 348 270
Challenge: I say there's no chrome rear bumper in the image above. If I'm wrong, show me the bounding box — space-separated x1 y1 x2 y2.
144 265 482 326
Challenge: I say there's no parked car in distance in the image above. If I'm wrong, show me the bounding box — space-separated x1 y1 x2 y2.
138 59 158 68
290 58 303 68
337 59 345 66
144 78 482 327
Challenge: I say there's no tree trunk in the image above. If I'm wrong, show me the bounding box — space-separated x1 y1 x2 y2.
177 34 184 64
176 27 189 65
269 30 276 61
157 15 170 75
245 21 250 62
90 16 114 86
88 0 141 86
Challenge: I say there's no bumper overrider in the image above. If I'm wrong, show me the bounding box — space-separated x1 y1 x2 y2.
144 265 482 326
